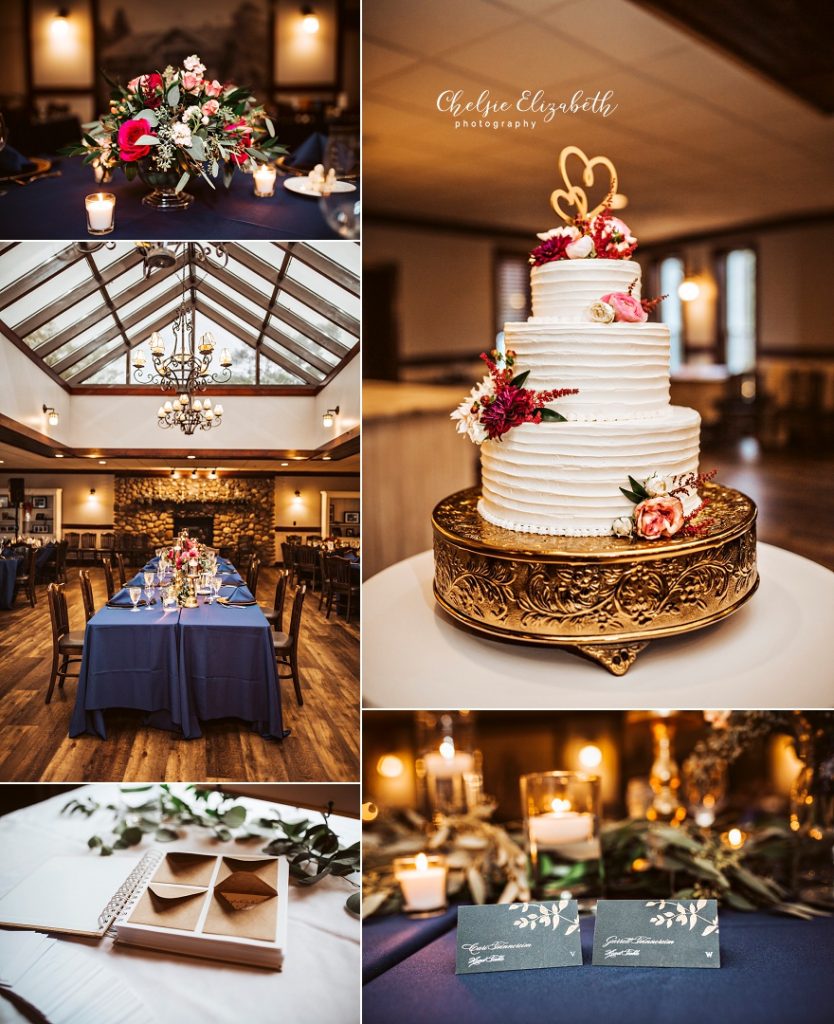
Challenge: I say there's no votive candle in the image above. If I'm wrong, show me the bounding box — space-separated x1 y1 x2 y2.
393 853 447 916
253 164 277 197
85 192 115 235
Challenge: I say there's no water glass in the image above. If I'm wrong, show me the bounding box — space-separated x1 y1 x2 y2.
128 585 142 612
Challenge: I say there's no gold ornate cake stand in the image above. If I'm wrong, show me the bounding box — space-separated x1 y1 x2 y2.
432 481 759 675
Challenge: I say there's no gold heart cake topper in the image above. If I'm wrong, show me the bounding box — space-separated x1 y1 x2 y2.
550 145 618 224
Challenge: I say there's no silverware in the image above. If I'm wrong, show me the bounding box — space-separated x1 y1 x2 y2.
11 170 63 186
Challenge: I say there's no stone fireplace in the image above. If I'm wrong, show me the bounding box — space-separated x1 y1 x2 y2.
114 476 275 563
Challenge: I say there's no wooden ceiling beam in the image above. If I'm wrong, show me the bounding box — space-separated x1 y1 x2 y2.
272 241 360 297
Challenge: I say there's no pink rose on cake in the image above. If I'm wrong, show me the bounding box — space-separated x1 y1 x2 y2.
633 495 685 539
600 291 648 323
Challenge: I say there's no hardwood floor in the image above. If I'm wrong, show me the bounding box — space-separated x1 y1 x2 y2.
703 441 834 570
0 565 359 783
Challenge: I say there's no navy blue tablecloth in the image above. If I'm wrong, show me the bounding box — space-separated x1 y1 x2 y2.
0 157 345 240
363 905 458 983
69 562 285 740
362 911 834 1024
0 557 21 609
35 542 56 571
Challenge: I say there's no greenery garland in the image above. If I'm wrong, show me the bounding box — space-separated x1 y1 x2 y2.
63 785 360 914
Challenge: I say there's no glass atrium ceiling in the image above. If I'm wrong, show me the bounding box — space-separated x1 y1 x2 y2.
0 241 359 388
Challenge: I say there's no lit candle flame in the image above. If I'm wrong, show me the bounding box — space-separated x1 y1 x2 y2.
727 828 744 849
439 737 455 760
415 852 428 872
551 798 572 814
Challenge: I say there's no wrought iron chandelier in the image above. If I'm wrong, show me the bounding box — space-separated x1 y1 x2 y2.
156 392 224 435
133 241 228 278
131 270 232 395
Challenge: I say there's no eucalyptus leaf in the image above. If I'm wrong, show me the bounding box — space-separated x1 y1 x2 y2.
134 135 159 146
265 117 275 137
221 805 247 828
155 827 179 842
167 84 180 106
135 110 158 128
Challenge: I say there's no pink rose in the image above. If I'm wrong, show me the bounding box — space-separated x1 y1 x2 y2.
182 72 200 92
117 118 154 162
127 76 143 93
601 291 647 323
202 99 219 117
205 79 223 97
633 496 685 540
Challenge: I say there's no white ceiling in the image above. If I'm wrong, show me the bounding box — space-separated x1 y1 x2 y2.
363 0 834 241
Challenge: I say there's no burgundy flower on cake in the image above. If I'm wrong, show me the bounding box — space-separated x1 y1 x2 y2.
633 495 685 539
529 208 638 267
117 118 154 161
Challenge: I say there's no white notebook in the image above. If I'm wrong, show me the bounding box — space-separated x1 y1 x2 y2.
0 852 150 937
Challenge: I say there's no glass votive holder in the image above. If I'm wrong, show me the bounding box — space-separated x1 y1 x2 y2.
253 163 277 197
85 192 115 235
393 853 448 918
520 771 602 904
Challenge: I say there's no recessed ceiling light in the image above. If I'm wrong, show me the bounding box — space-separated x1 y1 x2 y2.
280 462 289 467
322 455 332 461
55 453 64 458
98 459 107 465
187 454 196 460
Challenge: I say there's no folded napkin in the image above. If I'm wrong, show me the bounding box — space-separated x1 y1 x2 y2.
107 589 151 608
289 131 327 170
218 585 257 607
0 144 36 175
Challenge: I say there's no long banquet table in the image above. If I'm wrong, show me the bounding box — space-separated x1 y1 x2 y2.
0 157 346 240
69 556 287 741
362 906 834 1024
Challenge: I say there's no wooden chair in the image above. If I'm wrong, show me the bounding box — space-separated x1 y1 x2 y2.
294 544 321 591
79 569 95 623
15 545 37 608
326 555 360 621
263 569 288 630
280 542 296 586
54 539 68 583
100 555 117 599
98 532 115 558
46 583 84 704
273 584 306 706
114 551 127 588
236 534 255 567
318 549 332 610
246 557 261 599
64 531 80 565
80 532 98 564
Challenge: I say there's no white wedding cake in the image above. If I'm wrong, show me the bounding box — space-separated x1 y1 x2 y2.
479 260 700 537
452 152 702 539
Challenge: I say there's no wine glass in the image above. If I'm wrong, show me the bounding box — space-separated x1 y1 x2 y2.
129 585 142 612
212 574 223 604
319 195 360 239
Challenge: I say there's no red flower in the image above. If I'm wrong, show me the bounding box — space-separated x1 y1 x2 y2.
224 119 252 166
143 72 164 109
118 118 154 162
529 233 572 267
480 386 539 440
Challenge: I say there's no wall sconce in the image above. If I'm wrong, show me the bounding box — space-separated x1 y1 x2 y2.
209 469 217 480
43 405 59 426
301 5 320 33
89 488 96 496
293 489 301 498
322 406 339 428
191 470 198 479
50 6 71 38
170 470 177 478
678 278 700 302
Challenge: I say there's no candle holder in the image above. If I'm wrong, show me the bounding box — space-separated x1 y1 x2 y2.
253 164 277 197
520 771 602 905
85 192 116 235
182 574 199 609
393 853 448 918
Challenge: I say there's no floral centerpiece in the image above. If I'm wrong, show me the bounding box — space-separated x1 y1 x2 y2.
63 55 286 209
529 204 637 267
612 469 716 540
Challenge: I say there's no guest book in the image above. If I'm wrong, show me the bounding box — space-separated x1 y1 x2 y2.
0 850 290 970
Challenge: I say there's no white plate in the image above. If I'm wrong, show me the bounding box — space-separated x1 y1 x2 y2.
283 176 357 197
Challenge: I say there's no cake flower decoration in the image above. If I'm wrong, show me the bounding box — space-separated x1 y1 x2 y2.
589 279 667 323
451 349 578 444
613 470 717 539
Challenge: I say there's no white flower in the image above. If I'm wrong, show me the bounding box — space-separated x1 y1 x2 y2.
566 234 595 259
588 300 615 323
536 225 579 242
612 516 633 537
183 54 206 75
451 376 493 445
644 472 672 497
182 106 202 124
171 122 192 148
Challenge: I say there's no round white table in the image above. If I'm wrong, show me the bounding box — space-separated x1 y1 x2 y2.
362 543 834 708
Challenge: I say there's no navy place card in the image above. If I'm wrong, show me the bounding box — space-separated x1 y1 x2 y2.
455 900 582 975
592 899 720 968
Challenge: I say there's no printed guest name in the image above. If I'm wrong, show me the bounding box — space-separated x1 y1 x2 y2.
603 935 675 947
436 88 617 130
461 941 533 953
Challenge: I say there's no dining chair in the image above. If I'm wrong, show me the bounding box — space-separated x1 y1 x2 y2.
114 551 127 588
54 540 68 583
64 531 80 565
16 545 37 608
80 532 98 565
325 555 360 621
79 569 95 623
46 583 84 704
263 569 288 630
280 542 296 586
294 545 321 591
273 584 306 706
100 555 117 600
318 549 332 610
246 557 261 599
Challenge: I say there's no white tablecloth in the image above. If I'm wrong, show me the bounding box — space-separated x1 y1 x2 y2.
0 785 359 1024
363 543 834 707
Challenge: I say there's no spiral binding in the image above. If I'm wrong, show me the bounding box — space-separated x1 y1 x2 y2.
98 849 164 934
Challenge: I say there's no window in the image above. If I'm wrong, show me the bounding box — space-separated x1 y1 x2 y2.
494 253 530 340
656 256 685 372
721 248 757 374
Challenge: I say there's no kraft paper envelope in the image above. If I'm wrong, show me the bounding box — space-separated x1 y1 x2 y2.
128 883 208 931
203 859 279 942
152 853 216 887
